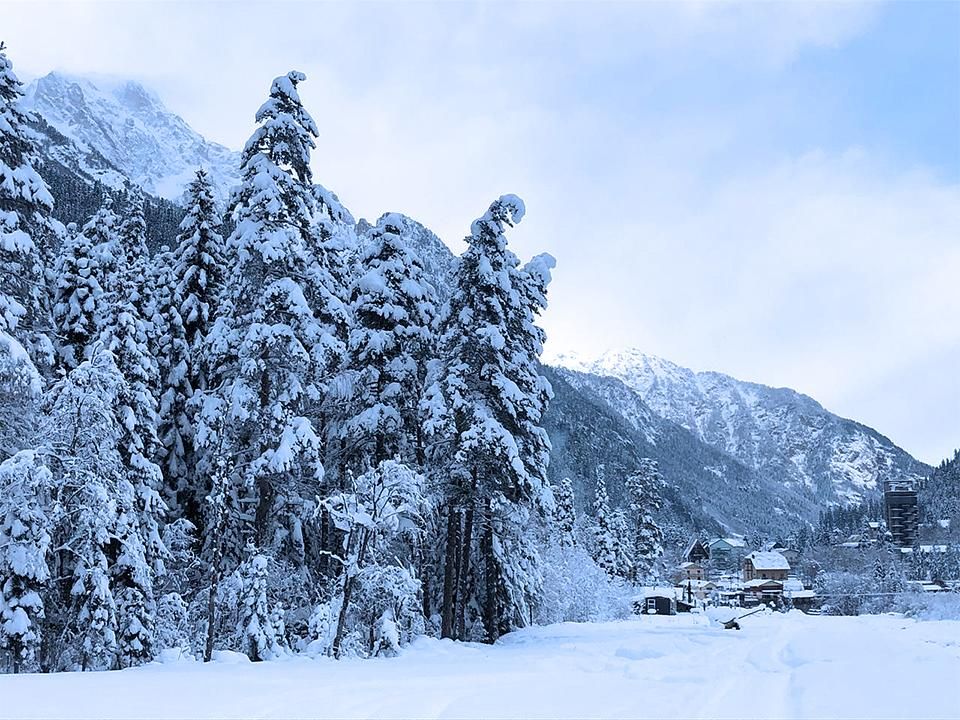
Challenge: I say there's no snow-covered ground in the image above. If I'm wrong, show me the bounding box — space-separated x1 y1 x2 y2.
2 611 958 719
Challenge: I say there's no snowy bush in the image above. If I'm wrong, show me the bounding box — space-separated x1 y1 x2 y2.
537 541 633 624
154 592 192 657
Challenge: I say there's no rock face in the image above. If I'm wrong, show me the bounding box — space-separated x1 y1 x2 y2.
553 348 929 508
23 72 239 203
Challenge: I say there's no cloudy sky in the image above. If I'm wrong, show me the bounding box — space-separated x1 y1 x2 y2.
5 1 959 464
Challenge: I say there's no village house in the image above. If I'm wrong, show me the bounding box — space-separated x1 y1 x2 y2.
678 561 705 581
742 550 790 582
683 539 711 564
709 537 746 568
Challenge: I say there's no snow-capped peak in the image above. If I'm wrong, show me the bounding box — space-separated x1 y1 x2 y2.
22 72 240 203
552 346 927 507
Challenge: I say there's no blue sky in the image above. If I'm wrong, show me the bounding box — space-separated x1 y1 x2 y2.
5 1 960 464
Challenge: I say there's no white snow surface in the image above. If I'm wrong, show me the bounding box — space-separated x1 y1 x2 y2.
1 613 958 719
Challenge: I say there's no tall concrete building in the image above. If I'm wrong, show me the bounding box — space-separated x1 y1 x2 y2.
884 479 919 546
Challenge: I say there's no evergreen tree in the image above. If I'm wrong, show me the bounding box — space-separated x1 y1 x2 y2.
341 213 436 472
43 349 159 670
427 195 554 642
592 466 618 576
0 330 41 460
102 305 167 575
204 71 327 563
0 450 51 673
235 545 284 661
51 199 119 372
0 43 57 375
625 458 664 580
553 477 577 546
158 168 225 522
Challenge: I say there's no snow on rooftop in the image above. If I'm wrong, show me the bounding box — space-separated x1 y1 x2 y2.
745 551 790 570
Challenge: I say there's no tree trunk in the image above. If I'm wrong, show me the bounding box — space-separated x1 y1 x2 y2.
332 528 369 659
482 499 499 643
440 506 461 639
204 561 221 663
332 573 355 659
455 501 475 640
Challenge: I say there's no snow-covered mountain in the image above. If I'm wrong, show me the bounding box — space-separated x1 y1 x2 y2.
23 72 239 202
553 348 928 507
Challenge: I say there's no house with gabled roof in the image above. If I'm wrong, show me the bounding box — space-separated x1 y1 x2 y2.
683 539 710 564
742 550 790 582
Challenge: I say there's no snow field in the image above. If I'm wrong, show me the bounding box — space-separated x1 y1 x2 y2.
1 611 958 719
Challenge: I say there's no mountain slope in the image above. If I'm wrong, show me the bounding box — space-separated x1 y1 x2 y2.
546 367 818 533
555 348 928 507
23 72 239 203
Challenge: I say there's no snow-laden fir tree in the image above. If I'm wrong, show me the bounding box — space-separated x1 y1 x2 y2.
591 465 619 577
115 185 155 327
200 71 328 563
0 449 51 673
101 304 167 575
552 477 577 546
42 350 127 670
0 42 58 376
111 476 155 668
341 212 436 472
51 199 118 372
625 458 664 581
0 330 42 460
426 195 554 642
235 544 285 662
158 168 225 522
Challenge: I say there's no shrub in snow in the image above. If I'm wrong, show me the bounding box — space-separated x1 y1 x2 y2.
154 592 192 656
537 539 633 625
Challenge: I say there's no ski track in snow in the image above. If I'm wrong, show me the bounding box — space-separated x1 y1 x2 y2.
1 612 958 719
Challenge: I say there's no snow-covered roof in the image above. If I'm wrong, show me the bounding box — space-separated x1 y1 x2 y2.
744 578 783 588
745 551 790 570
640 587 681 599
783 578 804 592
710 537 746 549
676 579 714 589
785 589 816 599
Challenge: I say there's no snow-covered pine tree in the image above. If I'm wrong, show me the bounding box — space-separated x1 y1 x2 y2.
158 169 225 522
0 330 42 460
342 213 436 472
42 349 127 671
592 465 619 577
207 71 327 563
427 195 554 642
235 544 284 661
0 449 51 673
51 200 118 372
553 477 577 546
102 304 167 576
625 458 664 581
115 185 155 328
0 42 58 376
111 476 155 668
